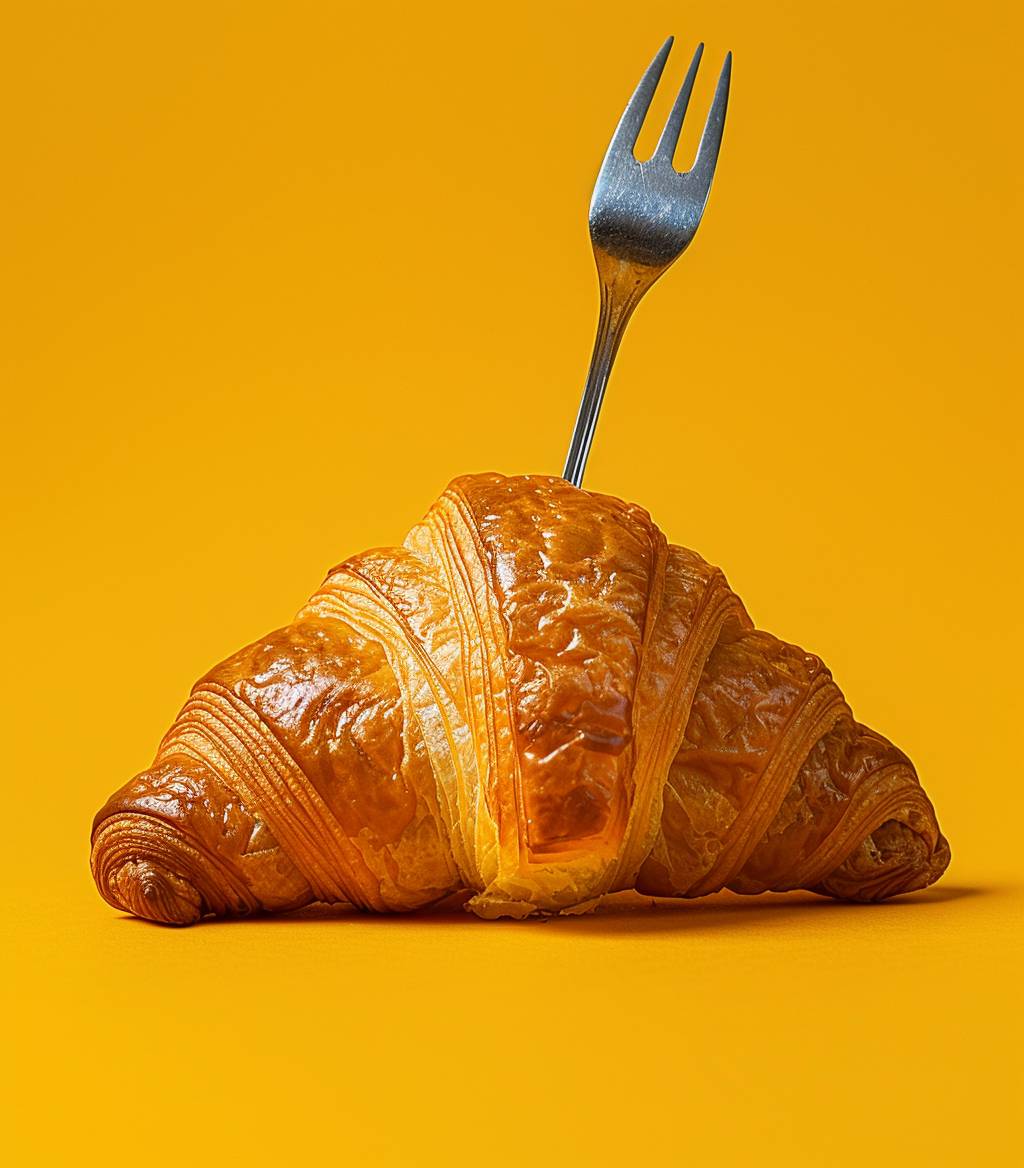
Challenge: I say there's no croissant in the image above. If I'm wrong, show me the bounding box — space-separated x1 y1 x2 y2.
91 473 949 924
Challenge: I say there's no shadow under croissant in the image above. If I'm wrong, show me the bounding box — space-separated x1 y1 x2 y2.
111 884 987 933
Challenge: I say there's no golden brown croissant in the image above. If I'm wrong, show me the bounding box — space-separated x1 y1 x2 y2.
91 473 949 924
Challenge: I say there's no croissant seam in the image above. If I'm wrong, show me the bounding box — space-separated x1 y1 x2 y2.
429 501 517 879
328 565 483 889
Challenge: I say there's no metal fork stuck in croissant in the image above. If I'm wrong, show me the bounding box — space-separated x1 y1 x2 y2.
563 37 732 487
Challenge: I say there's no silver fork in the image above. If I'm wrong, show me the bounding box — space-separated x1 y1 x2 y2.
562 37 732 486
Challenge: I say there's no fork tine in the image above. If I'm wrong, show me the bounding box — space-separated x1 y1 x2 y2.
653 43 704 165
688 52 732 191
605 37 674 160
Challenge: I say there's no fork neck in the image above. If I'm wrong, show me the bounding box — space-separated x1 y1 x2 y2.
562 253 665 487
595 249 666 330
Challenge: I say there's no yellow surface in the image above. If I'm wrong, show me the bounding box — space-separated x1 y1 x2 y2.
2 2 1021 1164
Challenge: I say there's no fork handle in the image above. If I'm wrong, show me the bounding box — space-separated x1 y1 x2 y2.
563 257 662 487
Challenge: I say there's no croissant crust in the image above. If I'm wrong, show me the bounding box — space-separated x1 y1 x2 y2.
91 473 949 923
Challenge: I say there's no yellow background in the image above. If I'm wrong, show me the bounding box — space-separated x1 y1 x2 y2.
2 2 1021 1164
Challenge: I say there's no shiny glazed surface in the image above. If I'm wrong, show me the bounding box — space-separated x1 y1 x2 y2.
91 473 949 922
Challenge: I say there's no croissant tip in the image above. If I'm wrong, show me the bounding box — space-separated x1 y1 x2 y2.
114 860 203 926
94 852 204 926
91 815 206 926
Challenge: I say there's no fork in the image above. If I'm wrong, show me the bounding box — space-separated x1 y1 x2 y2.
562 37 732 487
